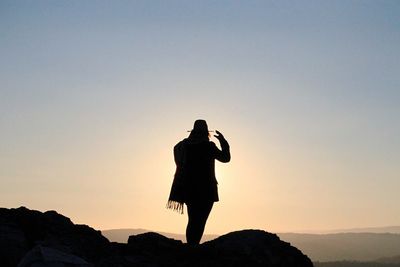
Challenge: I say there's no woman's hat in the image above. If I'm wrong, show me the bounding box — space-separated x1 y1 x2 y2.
188 119 213 133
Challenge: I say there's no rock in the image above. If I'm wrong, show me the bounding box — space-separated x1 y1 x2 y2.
202 229 314 267
124 230 313 267
125 232 185 266
0 224 29 267
0 207 111 267
17 245 93 267
0 207 313 267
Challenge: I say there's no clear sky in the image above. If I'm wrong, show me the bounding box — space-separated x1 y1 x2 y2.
1 1 399 234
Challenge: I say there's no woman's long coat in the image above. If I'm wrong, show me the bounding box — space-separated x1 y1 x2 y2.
167 137 230 212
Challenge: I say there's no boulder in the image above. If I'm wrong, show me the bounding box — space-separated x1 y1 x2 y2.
0 224 29 266
17 245 92 267
202 229 314 267
123 230 313 267
0 207 110 267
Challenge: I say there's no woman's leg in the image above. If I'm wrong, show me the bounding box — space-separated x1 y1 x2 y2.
186 201 214 245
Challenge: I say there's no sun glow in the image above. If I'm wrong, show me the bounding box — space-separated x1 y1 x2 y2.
2 1 399 236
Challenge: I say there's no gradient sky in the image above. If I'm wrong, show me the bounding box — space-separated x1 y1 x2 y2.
1 1 399 235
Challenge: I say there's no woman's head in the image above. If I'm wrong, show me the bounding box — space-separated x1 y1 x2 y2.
189 119 210 140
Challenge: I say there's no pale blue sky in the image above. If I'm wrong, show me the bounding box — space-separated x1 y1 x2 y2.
1 1 399 233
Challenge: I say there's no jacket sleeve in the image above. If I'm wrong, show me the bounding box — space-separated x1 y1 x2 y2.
213 138 230 163
174 141 185 166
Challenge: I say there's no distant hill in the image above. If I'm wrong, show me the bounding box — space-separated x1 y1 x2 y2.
101 228 218 243
278 232 400 262
321 226 400 234
376 255 400 264
314 261 400 267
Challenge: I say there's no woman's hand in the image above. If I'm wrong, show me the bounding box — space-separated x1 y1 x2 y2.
214 130 230 161
214 130 225 141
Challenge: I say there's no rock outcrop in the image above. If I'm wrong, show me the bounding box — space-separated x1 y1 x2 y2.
0 207 111 266
0 207 313 267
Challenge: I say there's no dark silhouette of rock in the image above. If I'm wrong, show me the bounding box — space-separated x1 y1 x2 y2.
18 245 92 267
124 230 313 267
202 230 313 267
0 207 111 267
0 222 29 266
0 207 313 267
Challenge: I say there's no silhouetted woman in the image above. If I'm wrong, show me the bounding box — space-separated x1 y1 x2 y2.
167 119 230 245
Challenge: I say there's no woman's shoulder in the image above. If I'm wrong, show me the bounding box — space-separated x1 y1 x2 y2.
174 139 187 149
177 138 216 148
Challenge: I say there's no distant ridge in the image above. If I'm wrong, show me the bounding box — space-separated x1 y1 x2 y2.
278 232 400 262
278 226 400 235
321 226 400 234
376 254 400 264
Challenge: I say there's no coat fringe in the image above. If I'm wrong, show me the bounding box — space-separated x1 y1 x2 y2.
166 200 184 214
